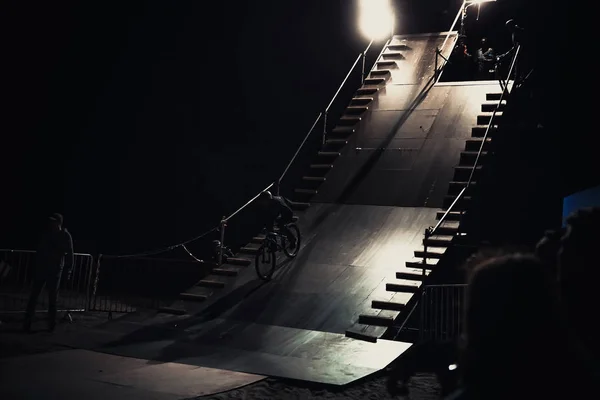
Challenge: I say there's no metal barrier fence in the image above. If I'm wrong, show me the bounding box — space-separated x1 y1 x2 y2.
0 249 94 313
420 284 467 342
0 250 211 317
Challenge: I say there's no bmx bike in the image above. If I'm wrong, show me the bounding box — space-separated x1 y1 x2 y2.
255 223 301 280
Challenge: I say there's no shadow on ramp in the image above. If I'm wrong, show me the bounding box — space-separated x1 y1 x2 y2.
335 68 438 205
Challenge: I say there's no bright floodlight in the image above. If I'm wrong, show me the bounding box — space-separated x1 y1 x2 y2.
466 0 496 3
359 0 394 41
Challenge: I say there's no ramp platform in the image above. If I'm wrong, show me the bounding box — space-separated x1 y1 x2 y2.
53 203 433 385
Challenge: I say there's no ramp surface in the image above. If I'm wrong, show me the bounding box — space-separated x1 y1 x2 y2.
0 349 264 399
312 33 496 207
67 203 433 385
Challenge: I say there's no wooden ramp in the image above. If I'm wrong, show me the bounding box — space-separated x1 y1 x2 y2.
54 203 430 385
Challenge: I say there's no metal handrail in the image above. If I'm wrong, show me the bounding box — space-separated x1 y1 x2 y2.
427 44 521 239
433 0 467 82
440 1 466 58
277 38 383 194
326 40 374 113
277 113 323 188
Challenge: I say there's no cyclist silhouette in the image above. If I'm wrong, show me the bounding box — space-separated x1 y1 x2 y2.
258 191 296 248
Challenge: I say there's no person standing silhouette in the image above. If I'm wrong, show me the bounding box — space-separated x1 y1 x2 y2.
23 213 74 332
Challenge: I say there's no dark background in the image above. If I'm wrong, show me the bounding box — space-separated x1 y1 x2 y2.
0 0 576 255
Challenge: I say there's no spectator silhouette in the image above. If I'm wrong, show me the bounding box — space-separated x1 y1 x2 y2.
558 207 600 364
448 253 574 399
535 228 563 279
23 213 74 332
475 38 495 80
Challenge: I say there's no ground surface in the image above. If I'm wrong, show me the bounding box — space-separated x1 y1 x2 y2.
0 312 441 399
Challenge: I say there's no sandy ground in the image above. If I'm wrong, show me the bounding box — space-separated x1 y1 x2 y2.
197 375 441 400
1 313 442 400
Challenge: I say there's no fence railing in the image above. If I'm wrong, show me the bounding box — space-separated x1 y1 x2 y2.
0 249 94 313
420 284 467 342
0 249 212 319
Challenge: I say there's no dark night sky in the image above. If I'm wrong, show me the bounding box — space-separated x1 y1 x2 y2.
0 0 574 255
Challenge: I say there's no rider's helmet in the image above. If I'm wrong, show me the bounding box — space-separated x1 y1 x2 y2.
259 190 273 204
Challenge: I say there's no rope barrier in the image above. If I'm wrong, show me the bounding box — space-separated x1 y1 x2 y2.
181 244 205 263
108 226 218 259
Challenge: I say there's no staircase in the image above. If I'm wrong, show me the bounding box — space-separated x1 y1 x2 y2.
157 41 409 316
293 44 407 204
344 93 507 342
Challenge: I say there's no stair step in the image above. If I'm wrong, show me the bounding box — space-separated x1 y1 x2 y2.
196 279 226 289
396 271 427 281
387 43 410 51
443 197 471 211
486 93 504 101
240 244 261 254
414 246 447 259
339 116 362 125
325 139 348 146
381 51 405 59
302 176 326 182
471 125 498 138
289 201 310 211
358 313 395 327
448 181 476 195
158 307 187 315
350 97 373 106
212 267 239 277
294 188 318 195
424 235 454 247
310 164 333 170
387 282 420 293
251 236 266 244
481 101 506 112
370 69 391 77
460 151 489 165
357 87 380 95
345 327 379 343
318 151 340 158
465 138 492 152
406 257 439 269
363 78 386 86
477 112 503 125
179 293 208 302
432 220 461 235
345 105 369 114
372 299 406 311
376 60 397 67
226 257 252 266
454 165 483 181
435 210 464 221
331 126 356 136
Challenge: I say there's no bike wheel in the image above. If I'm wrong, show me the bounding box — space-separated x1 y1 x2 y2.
255 243 276 280
282 223 301 258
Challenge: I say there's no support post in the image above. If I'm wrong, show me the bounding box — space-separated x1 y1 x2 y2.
361 51 366 84
434 48 439 80
420 227 432 341
218 217 226 267
322 111 328 145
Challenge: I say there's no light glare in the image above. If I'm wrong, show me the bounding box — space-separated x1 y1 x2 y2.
358 0 394 41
